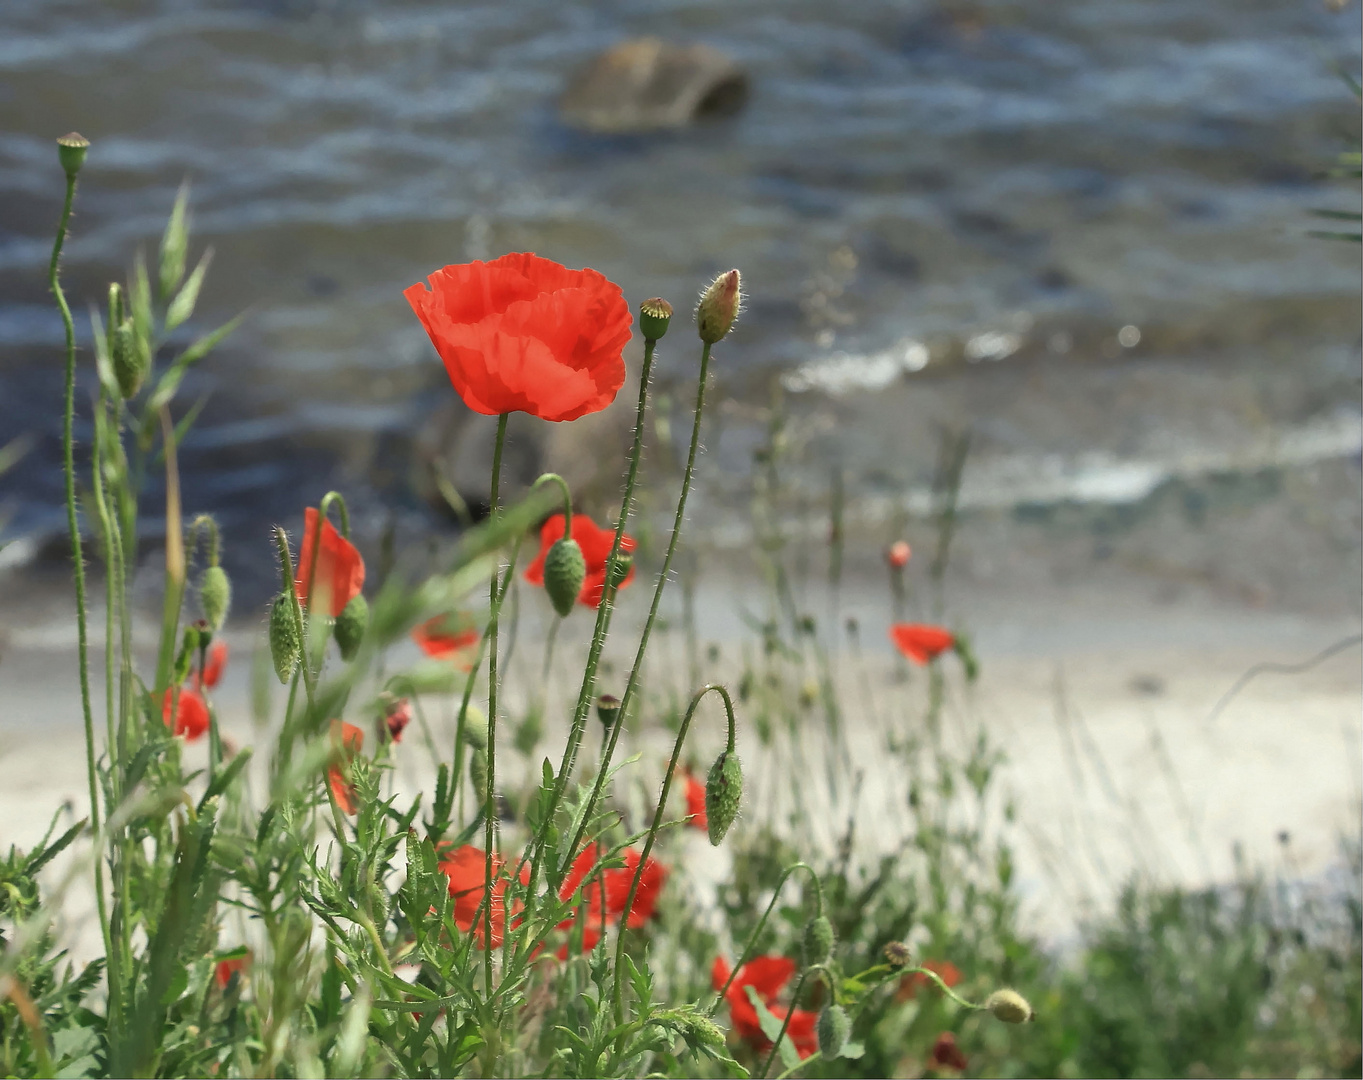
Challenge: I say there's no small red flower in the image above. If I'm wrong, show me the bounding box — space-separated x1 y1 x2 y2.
404 253 633 422
214 952 250 990
929 1031 968 1072
411 614 479 669
327 720 365 815
711 955 818 1059
889 623 955 665
197 639 228 689
163 686 209 741
525 514 636 609
437 843 530 948
558 845 667 928
295 508 365 619
384 698 412 743
886 540 911 569
683 771 708 831
897 959 963 1001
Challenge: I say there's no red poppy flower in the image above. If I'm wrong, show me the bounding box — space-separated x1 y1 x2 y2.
683 771 707 831
897 959 963 1001
163 686 209 741
404 253 633 422
886 540 911 569
214 952 250 990
295 508 365 619
711 955 818 1059
411 614 479 669
437 843 530 947
525 514 636 609
889 623 955 665
327 720 365 815
929 1031 968 1072
558 845 667 928
384 698 412 743
195 639 228 690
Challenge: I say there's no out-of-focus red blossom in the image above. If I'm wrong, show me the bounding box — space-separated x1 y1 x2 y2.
198 639 228 689
889 623 955 665
683 771 708 831
897 959 963 1001
404 253 633 422
525 514 636 608
327 721 365 815
929 1031 968 1072
411 614 479 669
214 952 250 990
558 846 666 928
163 686 209 741
554 924 602 961
886 540 912 569
384 698 412 743
437 843 530 948
295 508 365 618
711 956 818 1059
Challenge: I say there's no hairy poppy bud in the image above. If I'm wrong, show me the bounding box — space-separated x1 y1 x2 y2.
696 269 741 345
639 297 673 341
469 748 488 802
704 749 742 846
334 594 368 660
883 940 912 968
802 914 834 966
111 319 145 400
817 1004 850 1058
269 592 300 683
543 537 586 616
57 132 89 179
200 564 231 632
596 693 621 730
680 1012 725 1049
606 548 633 590
985 988 1034 1024
462 717 488 751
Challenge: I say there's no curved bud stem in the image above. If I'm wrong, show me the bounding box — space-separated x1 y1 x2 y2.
530 472 573 535
189 513 221 567
711 861 823 1012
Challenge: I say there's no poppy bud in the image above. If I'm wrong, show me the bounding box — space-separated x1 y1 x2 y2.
704 749 743 846
985 988 1034 1024
334 593 369 661
883 940 913 968
269 592 300 683
680 1012 725 1049
639 297 673 341
802 914 834 966
462 719 488 751
817 1004 850 1058
469 748 488 802
543 537 587 617
200 564 232 632
606 548 633 590
111 319 145 400
596 693 621 730
696 269 742 345
57 132 89 179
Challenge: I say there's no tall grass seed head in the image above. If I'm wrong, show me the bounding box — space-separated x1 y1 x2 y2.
985 988 1034 1024
696 269 742 344
704 748 743 846
543 536 586 616
57 132 89 178
817 1004 850 1058
200 564 232 632
639 297 673 341
802 914 835 966
334 593 369 660
269 592 300 683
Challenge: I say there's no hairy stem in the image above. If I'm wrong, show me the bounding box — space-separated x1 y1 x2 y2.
483 411 509 997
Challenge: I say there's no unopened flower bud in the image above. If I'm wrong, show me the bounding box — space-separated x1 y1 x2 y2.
57 132 89 179
636 296 673 342
269 592 300 683
462 719 488 751
883 940 913 968
886 540 911 570
680 1012 725 1049
606 548 633 590
802 915 834 966
200 565 231 632
704 749 743 846
985 988 1034 1024
696 269 742 345
817 1004 850 1058
469 748 488 802
111 319 145 400
334 593 369 661
596 694 621 730
543 536 586 616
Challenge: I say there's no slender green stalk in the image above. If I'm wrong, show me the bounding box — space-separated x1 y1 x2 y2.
711 862 823 1012
568 341 713 861
89 399 119 780
483 411 509 996
758 967 822 1080
152 406 185 695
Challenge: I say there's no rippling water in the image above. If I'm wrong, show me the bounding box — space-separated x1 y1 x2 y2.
1 0 1359 604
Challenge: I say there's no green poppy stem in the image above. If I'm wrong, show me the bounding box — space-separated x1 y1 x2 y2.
483 411 509 997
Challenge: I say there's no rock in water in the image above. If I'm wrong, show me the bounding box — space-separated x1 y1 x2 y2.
560 38 748 134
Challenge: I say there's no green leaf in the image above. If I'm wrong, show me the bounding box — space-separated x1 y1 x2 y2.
165 247 212 331
199 747 252 809
146 313 242 413
745 985 799 1070
26 819 86 876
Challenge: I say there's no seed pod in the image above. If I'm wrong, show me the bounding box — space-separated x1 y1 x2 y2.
111 319 146 400
696 269 742 345
595 694 621 730
334 593 369 661
543 537 586 616
883 941 912 968
269 592 300 683
638 297 673 342
802 915 834 966
704 749 743 846
57 132 89 179
817 1004 850 1058
199 565 232 632
985 988 1034 1024
606 548 633 590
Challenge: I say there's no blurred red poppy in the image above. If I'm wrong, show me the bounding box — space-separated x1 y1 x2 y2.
163 686 209 741
404 253 632 422
197 639 228 690
214 952 250 990
437 843 530 947
384 698 412 743
295 508 365 619
683 771 708 831
897 959 963 1001
929 1031 968 1072
411 614 479 669
886 540 911 569
555 924 602 961
525 514 636 609
558 845 666 928
889 623 955 665
711 955 818 1058
327 720 364 815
